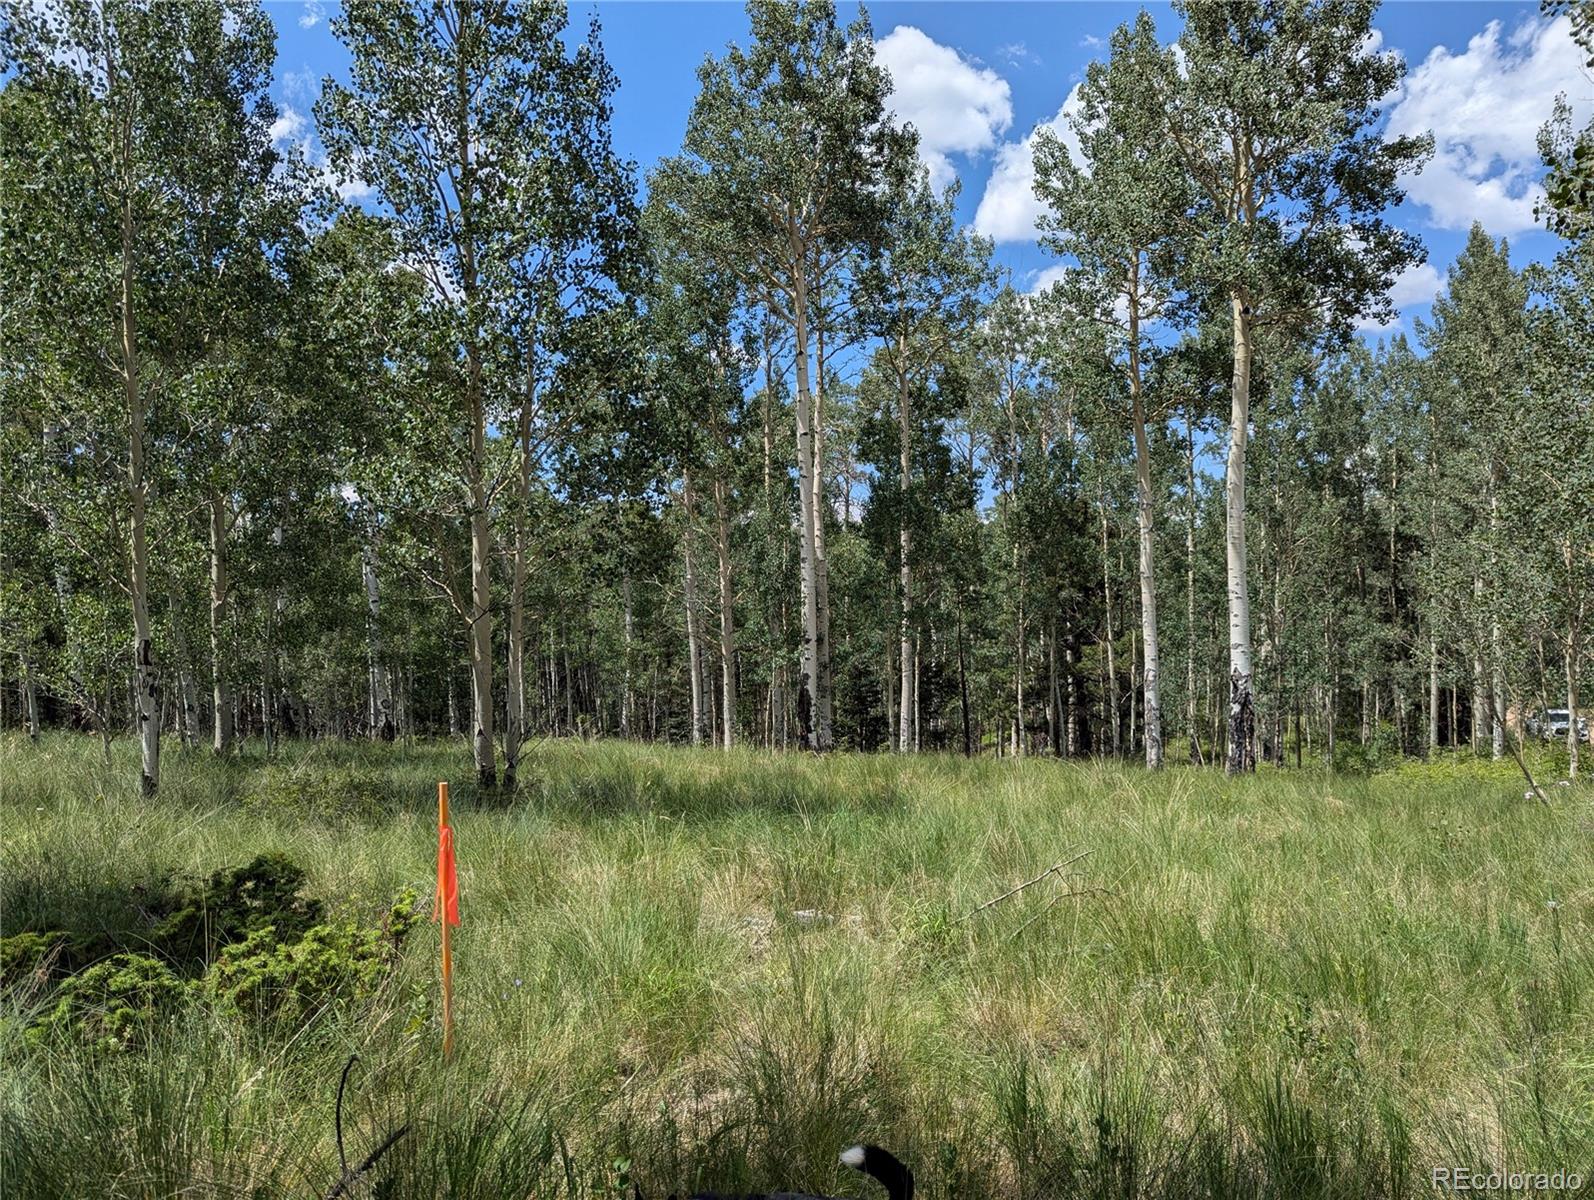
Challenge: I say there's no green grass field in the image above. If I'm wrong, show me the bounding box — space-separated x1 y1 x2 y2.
2 735 1590 1199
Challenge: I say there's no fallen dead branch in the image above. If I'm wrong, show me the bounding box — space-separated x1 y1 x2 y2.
1006 882 1119 941
958 849 1096 924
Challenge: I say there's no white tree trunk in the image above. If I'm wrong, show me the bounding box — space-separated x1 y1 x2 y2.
1471 619 1484 753
791 271 829 750
1568 639 1581 783
812 309 835 748
897 334 914 754
1565 536 1583 782
1101 505 1120 757
504 360 538 789
466 361 496 787
713 472 737 749
683 469 705 747
1225 290 1256 773
167 593 199 750
1185 411 1201 765
621 573 635 740
362 528 391 740
208 489 234 756
1128 283 1163 769
1428 636 1440 760
20 654 40 741
1489 485 1504 761
123 193 160 796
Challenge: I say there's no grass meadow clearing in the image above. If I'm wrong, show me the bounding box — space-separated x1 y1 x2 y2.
2 734 1590 1199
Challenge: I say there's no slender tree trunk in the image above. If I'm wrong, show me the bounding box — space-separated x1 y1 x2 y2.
761 335 788 751
957 605 972 757
812 299 835 747
791 268 828 750
1101 505 1120 757
885 637 896 748
621 574 635 739
504 352 540 790
682 469 705 746
1225 289 1257 773
1008 381 1024 758
450 13 498 785
913 634 921 751
1272 550 1285 767
1567 627 1582 783
263 522 284 756
1565 538 1583 782
1128 283 1162 768
1428 637 1440 761
1488 483 1504 761
1129 621 1139 755
361 528 392 741
1184 411 1202 765
1048 621 1061 758
466 359 496 785
1324 615 1337 772
206 489 234 755
713 471 737 749
122 178 160 796
763 331 776 500
1066 627 1080 756
1014 580 1025 758
166 593 198 751
20 654 40 741
897 332 915 754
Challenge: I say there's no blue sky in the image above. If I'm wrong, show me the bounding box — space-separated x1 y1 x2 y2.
270 1 1590 340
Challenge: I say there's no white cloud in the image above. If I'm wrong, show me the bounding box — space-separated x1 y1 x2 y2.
330 172 373 203
298 1 325 30
1387 260 1444 308
268 107 306 145
1356 261 1445 331
1079 34 1105 50
999 42 1038 67
972 86 1084 243
1385 13 1591 234
876 25 1013 191
282 67 318 105
1027 264 1071 294
1356 312 1402 334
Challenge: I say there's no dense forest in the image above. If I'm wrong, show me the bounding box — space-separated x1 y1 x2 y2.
2 0 1590 795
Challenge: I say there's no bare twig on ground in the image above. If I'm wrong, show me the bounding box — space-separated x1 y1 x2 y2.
958 850 1093 923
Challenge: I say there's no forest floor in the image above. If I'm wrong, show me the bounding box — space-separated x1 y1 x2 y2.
2 735 1590 1199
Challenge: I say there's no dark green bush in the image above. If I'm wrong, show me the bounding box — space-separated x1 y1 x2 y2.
30 953 188 1052
205 888 420 1026
1 931 69 987
151 852 323 968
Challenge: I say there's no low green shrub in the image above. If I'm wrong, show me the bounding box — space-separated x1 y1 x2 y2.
30 952 188 1052
1 931 69 987
151 852 324 969
205 887 419 1026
